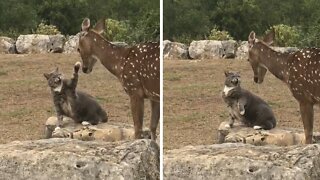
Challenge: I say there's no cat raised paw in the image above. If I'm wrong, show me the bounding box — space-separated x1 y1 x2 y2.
74 61 81 72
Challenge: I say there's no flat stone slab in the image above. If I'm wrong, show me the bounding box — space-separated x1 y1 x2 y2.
45 116 154 142
164 143 320 180
218 121 320 146
0 138 159 180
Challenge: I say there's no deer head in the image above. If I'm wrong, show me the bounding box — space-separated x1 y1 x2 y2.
78 18 106 73
247 30 275 83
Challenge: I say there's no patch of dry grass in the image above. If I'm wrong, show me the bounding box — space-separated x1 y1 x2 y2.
164 59 320 150
0 54 152 144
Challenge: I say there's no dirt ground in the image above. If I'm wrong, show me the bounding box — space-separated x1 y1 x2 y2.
164 58 320 150
0 54 152 144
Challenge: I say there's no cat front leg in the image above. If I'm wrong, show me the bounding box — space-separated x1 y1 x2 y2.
54 104 64 130
238 98 246 115
225 108 235 128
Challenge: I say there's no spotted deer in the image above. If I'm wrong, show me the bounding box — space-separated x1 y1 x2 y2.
78 18 160 140
248 29 320 144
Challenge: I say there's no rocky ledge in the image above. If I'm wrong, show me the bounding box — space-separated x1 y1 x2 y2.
0 138 159 180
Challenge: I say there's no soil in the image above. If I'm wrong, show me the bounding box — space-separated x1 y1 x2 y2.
0 54 152 144
164 58 320 150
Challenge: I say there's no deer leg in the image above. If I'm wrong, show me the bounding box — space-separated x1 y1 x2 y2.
150 100 160 140
130 95 144 139
299 101 314 144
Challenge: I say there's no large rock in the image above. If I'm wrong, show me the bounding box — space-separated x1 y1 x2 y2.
235 41 249 60
48 35 65 53
16 34 65 54
218 121 320 146
189 40 236 59
0 37 16 54
0 138 159 180
271 46 299 53
163 40 189 59
164 143 320 180
235 41 299 60
63 33 128 53
221 40 236 59
63 33 80 53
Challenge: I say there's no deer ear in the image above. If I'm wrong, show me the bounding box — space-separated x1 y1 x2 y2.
43 73 50 80
249 31 256 41
248 31 256 47
92 19 105 35
81 18 91 31
263 29 275 45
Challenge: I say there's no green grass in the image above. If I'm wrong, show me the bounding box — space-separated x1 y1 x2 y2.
164 72 181 81
0 71 7 76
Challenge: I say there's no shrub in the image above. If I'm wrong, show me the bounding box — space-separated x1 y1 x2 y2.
298 24 320 47
104 19 129 42
208 27 233 41
35 22 61 35
266 24 300 47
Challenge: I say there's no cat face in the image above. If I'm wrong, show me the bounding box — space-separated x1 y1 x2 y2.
224 71 241 87
44 68 64 93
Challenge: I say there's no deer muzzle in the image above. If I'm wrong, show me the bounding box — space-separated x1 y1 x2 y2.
82 67 91 74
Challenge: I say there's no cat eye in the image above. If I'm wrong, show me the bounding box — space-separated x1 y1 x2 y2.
55 77 61 83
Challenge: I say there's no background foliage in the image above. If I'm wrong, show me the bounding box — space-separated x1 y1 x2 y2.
164 0 320 47
0 0 159 43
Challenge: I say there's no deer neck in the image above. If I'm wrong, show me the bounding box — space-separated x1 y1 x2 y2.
256 45 290 82
91 35 128 79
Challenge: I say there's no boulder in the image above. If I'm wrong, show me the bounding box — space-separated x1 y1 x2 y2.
0 138 159 180
271 46 299 53
63 33 80 53
111 41 129 47
16 34 65 54
221 40 236 59
164 143 320 180
218 121 320 146
235 41 299 60
48 35 65 53
63 33 128 53
163 40 189 59
0 37 16 54
189 40 236 59
235 41 249 60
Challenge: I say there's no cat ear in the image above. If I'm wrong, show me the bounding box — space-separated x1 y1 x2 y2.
224 71 230 77
43 73 50 80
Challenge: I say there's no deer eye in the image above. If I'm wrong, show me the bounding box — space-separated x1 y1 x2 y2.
77 48 80 52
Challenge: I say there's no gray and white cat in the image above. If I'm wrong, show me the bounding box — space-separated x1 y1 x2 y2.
44 62 108 129
222 71 276 130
